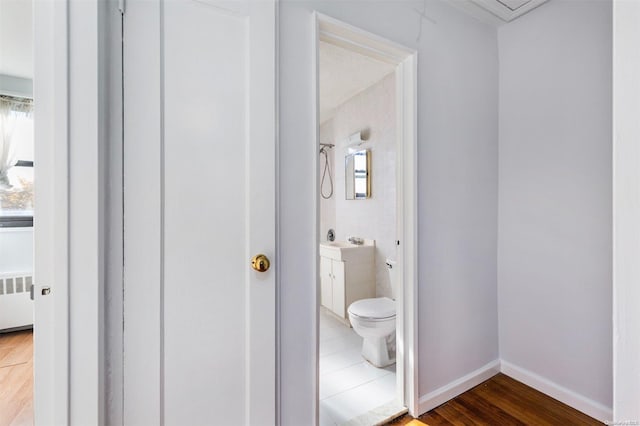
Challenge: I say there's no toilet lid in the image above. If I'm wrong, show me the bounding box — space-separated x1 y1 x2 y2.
348 297 395 319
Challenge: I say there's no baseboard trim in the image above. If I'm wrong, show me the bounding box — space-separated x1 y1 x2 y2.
417 359 501 415
500 360 613 422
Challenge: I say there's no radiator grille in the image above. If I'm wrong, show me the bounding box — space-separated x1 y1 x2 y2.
0 273 33 296
0 271 34 330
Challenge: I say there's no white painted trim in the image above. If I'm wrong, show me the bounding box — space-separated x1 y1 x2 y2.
398 52 419 418
68 0 108 423
415 359 613 420
0 227 33 235
33 0 70 423
417 360 501 414
467 0 549 22
313 12 419 419
67 0 109 422
317 14 413 65
0 74 33 98
312 12 321 426
34 0 109 423
612 0 640 421
500 360 613 422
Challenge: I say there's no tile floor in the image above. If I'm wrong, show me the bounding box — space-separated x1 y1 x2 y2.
319 309 404 426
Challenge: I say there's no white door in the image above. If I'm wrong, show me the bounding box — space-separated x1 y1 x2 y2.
123 1 276 424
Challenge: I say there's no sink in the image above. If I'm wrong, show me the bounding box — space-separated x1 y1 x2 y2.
319 240 375 262
323 241 353 248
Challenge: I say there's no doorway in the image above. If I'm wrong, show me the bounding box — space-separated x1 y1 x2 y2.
0 92 35 424
0 0 35 422
314 14 418 425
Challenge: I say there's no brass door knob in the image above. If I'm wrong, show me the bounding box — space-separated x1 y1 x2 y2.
251 254 270 272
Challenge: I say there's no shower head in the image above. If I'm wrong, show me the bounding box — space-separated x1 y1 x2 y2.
319 143 334 154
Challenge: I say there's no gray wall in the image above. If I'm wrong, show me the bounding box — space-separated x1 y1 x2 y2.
279 0 499 422
416 1 499 394
498 0 612 409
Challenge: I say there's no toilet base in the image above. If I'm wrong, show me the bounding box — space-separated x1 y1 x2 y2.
361 334 396 368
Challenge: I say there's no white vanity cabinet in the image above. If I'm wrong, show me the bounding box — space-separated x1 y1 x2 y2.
319 240 375 322
320 257 346 317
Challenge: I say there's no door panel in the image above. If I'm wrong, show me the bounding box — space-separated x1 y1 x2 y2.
164 2 247 423
124 1 276 424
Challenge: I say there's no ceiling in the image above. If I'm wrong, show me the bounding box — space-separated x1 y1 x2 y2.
0 0 33 79
0 0 549 82
319 41 395 124
450 0 550 25
473 0 549 22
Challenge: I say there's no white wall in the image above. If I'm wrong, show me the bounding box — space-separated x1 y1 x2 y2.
613 0 640 421
498 0 612 415
0 0 33 79
0 227 33 331
0 228 33 273
279 0 499 422
321 73 397 298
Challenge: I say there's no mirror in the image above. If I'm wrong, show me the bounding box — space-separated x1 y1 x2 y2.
345 149 371 200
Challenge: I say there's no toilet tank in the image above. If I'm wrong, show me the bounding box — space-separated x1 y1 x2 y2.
386 259 398 300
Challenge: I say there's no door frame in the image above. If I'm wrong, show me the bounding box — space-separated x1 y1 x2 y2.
612 0 640 420
313 13 419 417
33 0 69 422
33 0 110 423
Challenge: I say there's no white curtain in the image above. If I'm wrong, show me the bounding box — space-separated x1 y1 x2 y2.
0 96 32 189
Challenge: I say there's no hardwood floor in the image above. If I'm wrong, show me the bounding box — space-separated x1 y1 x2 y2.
0 333 605 426
0 330 33 426
388 373 602 426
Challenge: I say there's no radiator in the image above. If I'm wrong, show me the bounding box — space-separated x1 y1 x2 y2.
0 272 33 331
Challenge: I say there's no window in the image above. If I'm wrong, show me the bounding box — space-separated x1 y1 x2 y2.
0 95 34 228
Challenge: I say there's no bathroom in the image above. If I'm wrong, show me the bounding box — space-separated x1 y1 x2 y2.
317 38 403 425
4 0 636 423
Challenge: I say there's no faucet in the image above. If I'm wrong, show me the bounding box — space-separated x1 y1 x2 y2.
348 236 364 245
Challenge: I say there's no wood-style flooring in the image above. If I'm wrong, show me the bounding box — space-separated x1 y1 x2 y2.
0 332 604 426
0 330 33 426
388 373 602 426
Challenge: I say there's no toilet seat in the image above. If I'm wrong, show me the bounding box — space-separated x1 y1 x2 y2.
348 297 395 320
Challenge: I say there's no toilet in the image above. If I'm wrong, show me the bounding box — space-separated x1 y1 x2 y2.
347 259 397 368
